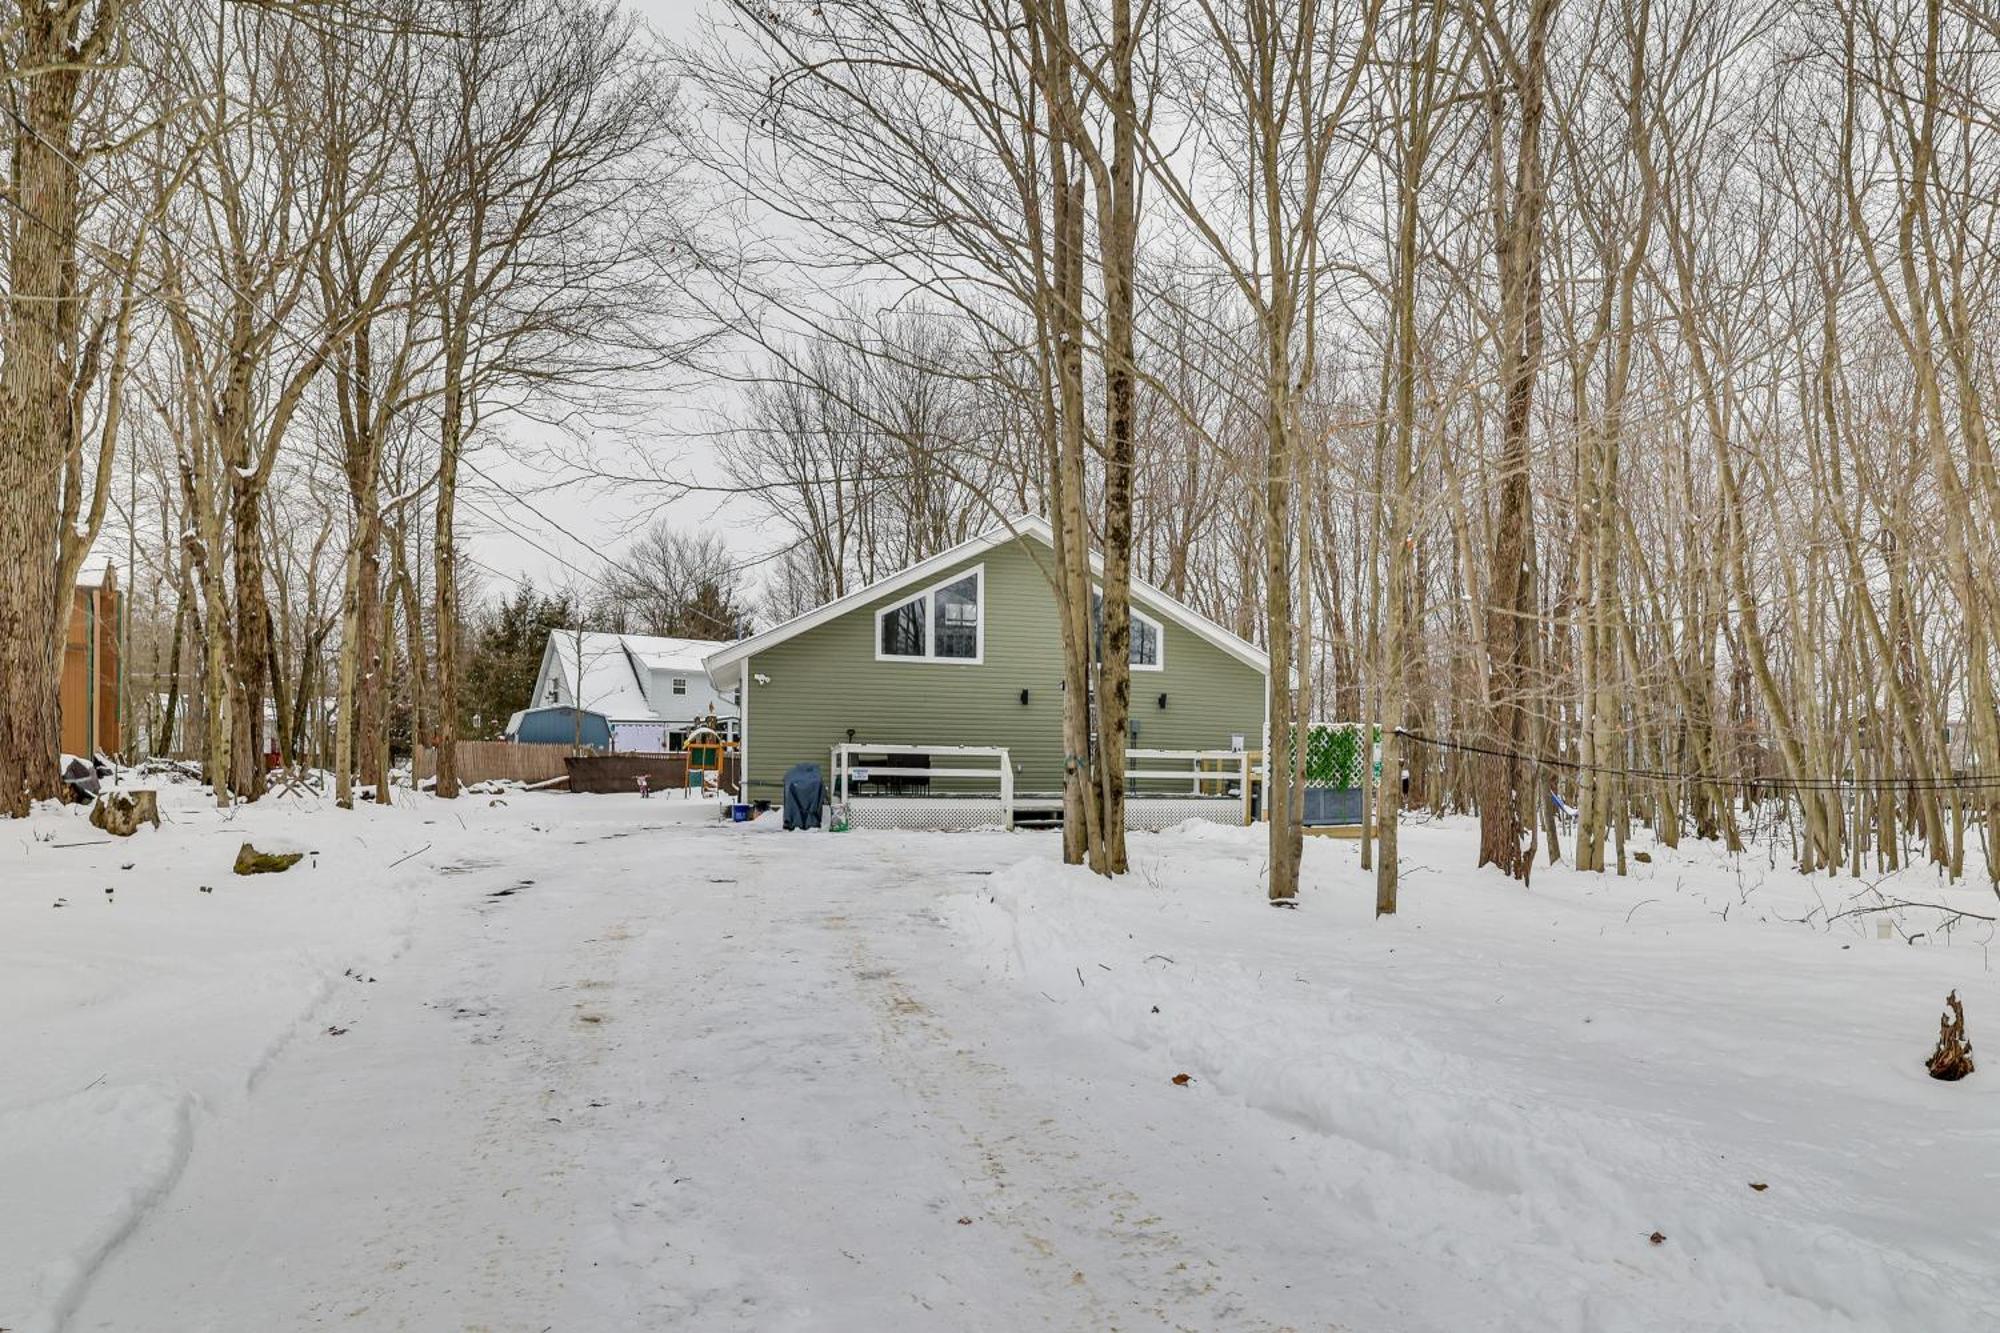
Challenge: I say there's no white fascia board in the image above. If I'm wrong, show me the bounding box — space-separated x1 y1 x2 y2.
702 516 1048 681
700 512 1270 682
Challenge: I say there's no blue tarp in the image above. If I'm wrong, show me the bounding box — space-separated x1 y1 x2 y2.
506 705 611 749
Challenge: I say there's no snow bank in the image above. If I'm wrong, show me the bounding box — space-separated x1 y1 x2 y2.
939 822 2000 1331
0 786 516 1333
2 1085 194 1331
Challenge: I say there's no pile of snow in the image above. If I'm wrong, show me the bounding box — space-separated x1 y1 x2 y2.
939 819 2000 1330
0 785 496 1330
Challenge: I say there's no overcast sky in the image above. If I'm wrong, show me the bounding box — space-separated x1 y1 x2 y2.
459 0 759 613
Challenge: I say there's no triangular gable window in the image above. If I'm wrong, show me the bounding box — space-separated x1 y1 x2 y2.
876 566 984 663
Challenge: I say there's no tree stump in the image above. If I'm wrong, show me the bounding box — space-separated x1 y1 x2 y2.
234 842 304 875
89 790 161 837
1926 990 1974 1081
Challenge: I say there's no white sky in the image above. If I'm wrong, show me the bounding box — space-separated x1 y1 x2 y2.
461 0 759 610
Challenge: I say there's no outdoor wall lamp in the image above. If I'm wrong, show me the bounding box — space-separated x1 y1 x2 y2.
1157 692 1168 710
1019 689 1030 706
846 727 856 743
754 672 772 686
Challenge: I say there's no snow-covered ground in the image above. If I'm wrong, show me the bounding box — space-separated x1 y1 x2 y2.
5 786 1998 1331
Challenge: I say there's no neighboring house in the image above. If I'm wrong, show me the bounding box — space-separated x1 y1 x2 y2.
702 516 1269 807
64 557 121 757
525 631 737 752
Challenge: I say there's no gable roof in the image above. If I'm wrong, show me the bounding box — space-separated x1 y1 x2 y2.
620 634 730 672
544 632 654 719
703 515 1268 684
544 631 733 721
76 554 117 590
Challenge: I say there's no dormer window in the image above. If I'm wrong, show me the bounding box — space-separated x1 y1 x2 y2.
877 566 984 663
672 677 687 695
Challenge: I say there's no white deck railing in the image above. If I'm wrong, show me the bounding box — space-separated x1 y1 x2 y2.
832 743 1015 831
827 744 1259 832
1125 748 1257 827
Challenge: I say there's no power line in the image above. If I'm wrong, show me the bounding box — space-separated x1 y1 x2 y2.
1394 728 2000 795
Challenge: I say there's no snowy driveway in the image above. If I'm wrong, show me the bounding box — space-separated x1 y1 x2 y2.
9 793 1999 1330
60 803 1338 1331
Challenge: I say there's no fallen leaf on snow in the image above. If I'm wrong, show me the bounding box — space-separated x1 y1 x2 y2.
1648 1231 1666 1245
956 1217 973 1225
1749 1182 1769 1192
1170 1073 1193 1086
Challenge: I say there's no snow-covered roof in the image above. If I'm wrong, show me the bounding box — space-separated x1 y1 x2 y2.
545 632 656 720
75 554 117 589
542 631 738 723
618 634 731 672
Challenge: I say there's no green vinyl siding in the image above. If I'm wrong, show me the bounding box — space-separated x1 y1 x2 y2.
741 535 1265 797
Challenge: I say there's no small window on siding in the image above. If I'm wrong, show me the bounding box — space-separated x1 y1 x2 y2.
672 677 687 695
1130 615 1160 668
1091 590 1164 670
876 565 984 663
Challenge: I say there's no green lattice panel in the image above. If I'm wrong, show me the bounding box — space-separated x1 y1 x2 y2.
1302 722 1374 788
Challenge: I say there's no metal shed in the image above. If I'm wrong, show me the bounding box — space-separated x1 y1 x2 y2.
504 705 612 750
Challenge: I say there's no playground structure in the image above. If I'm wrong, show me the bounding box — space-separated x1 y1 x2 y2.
683 725 737 798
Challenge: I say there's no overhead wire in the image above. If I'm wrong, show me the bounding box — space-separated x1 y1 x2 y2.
1395 728 2000 794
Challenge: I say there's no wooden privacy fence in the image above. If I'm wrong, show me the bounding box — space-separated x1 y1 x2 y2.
565 752 740 796
414 741 580 787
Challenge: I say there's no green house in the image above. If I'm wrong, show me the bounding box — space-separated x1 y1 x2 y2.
703 517 1269 820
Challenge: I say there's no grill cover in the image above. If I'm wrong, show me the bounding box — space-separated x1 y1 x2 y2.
783 762 825 830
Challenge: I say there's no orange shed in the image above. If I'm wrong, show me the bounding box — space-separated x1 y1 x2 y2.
63 559 121 757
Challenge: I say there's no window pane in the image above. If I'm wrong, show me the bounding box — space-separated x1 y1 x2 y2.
1131 617 1158 667
1091 590 1157 666
934 575 979 658
880 597 926 656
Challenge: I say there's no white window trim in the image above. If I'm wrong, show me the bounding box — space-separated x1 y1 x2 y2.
1092 587 1166 672
874 564 986 665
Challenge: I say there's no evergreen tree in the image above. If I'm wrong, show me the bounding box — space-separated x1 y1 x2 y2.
459 584 578 737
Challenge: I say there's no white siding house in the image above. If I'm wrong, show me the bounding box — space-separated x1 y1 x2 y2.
524 631 739 752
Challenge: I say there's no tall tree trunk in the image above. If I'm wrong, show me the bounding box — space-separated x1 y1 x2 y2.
1091 0 1139 878
334 543 363 809
393 527 429 775
158 594 187 756
0 11 87 814
229 479 271 797
363 522 391 803
434 379 465 798
1477 0 1554 882
1033 8 1105 872
267 606 295 770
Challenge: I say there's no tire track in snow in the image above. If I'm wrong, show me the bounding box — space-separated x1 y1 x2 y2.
831 851 1265 1333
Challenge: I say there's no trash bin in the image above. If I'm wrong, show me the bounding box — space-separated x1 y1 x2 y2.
782 763 825 830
